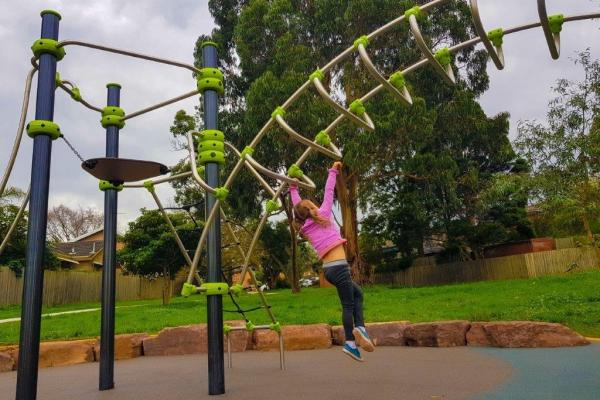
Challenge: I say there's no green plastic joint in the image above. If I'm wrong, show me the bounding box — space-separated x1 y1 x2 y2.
31 38 65 61
197 67 224 94
389 71 406 90
201 41 219 49
197 129 226 166
487 28 504 47
181 282 198 297
26 120 61 140
99 180 124 192
548 14 565 34
315 130 331 147
143 180 155 193
223 324 232 334
269 322 282 333
245 321 256 332
197 166 205 176
214 187 229 201
271 106 286 119
70 87 82 102
266 199 281 214
349 99 366 116
353 35 369 50
404 6 423 20
240 146 254 159
101 106 126 129
434 48 452 67
229 284 244 297
288 164 304 179
55 72 62 86
200 282 229 296
41 10 62 20
309 68 325 82
106 83 122 89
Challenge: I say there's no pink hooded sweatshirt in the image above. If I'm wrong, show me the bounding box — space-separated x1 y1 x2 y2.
289 168 347 259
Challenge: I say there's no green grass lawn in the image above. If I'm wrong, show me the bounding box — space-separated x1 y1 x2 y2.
1 270 600 345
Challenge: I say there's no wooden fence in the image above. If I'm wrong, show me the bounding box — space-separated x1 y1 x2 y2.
0 268 185 306
375 247 600 287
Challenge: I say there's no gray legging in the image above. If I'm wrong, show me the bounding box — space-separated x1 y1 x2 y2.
324 262 365 341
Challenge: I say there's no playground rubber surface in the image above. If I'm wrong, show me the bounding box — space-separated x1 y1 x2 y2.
1 344 599 399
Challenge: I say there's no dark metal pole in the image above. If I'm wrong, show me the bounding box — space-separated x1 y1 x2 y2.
203 43 225 396
15 10 60 400
99 83 121 391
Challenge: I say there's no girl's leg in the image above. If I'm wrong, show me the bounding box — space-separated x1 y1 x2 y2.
352 281 365 328
325 265 355 341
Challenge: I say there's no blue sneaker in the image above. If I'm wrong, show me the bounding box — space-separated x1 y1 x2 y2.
353 327 375 352
342 343 363 362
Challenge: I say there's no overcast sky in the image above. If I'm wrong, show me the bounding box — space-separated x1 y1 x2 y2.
1 0 599 234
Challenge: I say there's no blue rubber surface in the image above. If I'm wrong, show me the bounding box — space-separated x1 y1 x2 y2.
473 343 600 399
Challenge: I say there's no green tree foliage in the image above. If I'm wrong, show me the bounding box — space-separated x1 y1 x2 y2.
0 187 58 276
516 51 600 240
118 209 198 304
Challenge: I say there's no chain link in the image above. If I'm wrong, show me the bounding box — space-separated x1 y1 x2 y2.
60 135 85 163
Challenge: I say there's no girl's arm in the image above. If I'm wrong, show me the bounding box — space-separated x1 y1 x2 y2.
289 184 302 206
320 165 340 217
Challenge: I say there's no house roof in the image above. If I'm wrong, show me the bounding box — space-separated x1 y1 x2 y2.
53 240 104 258
71 228 103 243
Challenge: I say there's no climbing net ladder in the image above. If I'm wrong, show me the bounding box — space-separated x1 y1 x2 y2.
1 1 599 398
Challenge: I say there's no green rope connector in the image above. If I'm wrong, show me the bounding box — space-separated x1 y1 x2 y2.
99 180 124 192
271 106 286 119
487 28 504 47
26 120 61 140
199 67 224 82
197 166 205 176
200 282 229 296
143 180 155 193
548 14 565 34
199 129 225 141
266 199 281 214
55 72 62 86
240 146 254 159
181 282 198 297
229 284 244 297
31 38 65 61
349 99 366 116
101 106 126 129
353 35 369 49
309 68 325 81
315 130 331 147
434 48 452 67
404 6 423 20
269 322 282 333
287 164 304 179
245 321 256 332
197 77 224 94
70 87 82 102
389 71 406 90
223 324 232 334
214 187 229 201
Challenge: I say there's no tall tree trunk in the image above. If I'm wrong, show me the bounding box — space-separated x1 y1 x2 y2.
582 213 594 243
162 266 171 305
336 167 372 284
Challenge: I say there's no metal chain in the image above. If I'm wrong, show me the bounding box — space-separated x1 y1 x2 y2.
60 135 85 163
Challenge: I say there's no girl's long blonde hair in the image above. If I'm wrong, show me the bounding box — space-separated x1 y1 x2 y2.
293 199 330 232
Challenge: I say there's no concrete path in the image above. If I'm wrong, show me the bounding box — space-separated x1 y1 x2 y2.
0 347 511 400
0 304 148 324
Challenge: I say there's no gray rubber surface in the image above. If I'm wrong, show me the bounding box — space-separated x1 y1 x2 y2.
472 343 600 400
0 347 511 400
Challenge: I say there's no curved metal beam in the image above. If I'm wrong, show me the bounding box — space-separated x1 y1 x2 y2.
469 0 505 70
537 0 561 60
